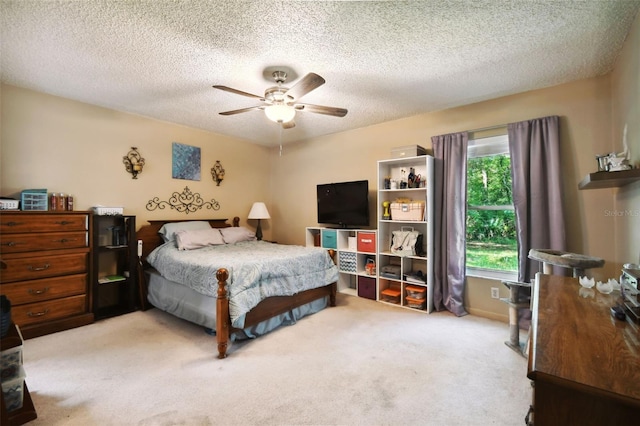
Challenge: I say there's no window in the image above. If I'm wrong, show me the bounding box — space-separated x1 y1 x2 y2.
466 134 517 280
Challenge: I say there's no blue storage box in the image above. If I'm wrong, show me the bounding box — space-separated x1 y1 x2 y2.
20 189 48 211
321 229 337 249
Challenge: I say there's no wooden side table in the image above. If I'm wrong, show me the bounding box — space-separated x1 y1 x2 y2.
528 273 640 424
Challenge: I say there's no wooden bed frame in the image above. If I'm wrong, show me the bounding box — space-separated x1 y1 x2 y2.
136 217 337 359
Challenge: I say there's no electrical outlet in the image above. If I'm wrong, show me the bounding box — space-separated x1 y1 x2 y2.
491 287 500 299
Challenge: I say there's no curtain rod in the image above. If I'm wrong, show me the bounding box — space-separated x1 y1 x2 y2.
468 123 508 133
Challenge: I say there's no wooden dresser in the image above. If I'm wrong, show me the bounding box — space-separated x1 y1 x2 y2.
528 273 640 425
0 211 94 338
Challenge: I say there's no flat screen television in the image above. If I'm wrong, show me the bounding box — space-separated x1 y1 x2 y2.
317 180 369 228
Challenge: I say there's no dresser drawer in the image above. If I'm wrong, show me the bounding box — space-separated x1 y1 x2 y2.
0 231 88 254
11 295 87 326
0 213 88 234
0 274 87 305
0 252 88 283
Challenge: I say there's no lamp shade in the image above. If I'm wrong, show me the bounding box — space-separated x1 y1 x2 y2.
248 202 271 220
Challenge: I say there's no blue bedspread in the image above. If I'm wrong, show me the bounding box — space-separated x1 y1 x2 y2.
147 241 338 328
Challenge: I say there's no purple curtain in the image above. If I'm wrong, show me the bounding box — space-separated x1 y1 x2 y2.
431 132 468 316
508 116 566 282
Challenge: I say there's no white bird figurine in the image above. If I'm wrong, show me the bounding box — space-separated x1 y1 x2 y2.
579 276 595 288
596 280 613 294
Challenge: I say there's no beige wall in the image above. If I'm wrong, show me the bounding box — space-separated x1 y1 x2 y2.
611 11 640 267
270 12 639 321
2 13 638 322
270 76 616 321
0 85 273 239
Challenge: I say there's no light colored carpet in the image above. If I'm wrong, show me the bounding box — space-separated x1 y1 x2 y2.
21 294 530 425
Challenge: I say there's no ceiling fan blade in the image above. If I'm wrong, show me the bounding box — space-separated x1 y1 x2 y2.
285 73 325 101
282 121 296 129
296 103 348 117
213 85 264 100
219 106 264 116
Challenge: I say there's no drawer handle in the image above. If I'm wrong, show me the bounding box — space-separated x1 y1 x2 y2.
54 220 74 226
1 241 21 247
27 309 50 318
53 238 77 244
28 287 50 295
525 405 534 425
4 221 24 227
28 263 50 271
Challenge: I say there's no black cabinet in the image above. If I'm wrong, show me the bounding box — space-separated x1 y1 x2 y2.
92 215 138 319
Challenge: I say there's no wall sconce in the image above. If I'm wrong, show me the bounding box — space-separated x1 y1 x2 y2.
211 160 225 186
123 147 145 179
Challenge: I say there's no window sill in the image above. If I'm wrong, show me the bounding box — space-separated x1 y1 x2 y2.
466 267 518 282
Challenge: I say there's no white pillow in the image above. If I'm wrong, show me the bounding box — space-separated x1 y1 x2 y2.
158 221 212 243
220 227 256 244
175 228 225 250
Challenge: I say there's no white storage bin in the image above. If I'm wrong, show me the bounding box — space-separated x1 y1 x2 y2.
390 202 425 221
92 206 124 216
391 145 427 158
1 365 25 412
0 199 19 210
1 345 23 381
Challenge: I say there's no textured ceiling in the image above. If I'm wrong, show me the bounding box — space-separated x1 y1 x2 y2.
2 1 639 147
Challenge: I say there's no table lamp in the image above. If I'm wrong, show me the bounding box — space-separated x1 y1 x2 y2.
248 202 271 241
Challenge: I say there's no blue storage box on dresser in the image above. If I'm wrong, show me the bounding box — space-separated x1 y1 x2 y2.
20 189 48 211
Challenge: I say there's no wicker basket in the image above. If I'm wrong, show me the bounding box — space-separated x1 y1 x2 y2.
390 202 425 221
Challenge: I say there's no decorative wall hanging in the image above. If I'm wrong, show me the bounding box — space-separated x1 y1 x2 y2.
211 160 225 186
172 142 201 181
146 186 220 214
123 147 145 179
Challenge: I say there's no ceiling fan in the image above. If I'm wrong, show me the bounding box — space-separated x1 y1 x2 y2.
213 71 347 129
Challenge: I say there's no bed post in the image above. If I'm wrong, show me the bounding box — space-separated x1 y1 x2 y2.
216 268 230 359
328 249 337 307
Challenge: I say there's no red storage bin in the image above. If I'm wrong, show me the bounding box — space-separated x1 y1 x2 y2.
357 231 376 253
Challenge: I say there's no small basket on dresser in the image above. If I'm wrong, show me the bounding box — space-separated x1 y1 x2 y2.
0 199 19 210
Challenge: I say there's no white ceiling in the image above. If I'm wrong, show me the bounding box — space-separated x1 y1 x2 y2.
2 1 639 147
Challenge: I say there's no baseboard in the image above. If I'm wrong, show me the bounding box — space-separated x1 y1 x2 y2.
466 307 508 323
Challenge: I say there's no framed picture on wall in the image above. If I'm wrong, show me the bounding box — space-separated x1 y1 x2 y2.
172 142 201 181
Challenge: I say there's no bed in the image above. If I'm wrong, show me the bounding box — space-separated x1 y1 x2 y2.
137 217 338 358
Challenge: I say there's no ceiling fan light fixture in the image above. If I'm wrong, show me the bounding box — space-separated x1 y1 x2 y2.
265 104 296 123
